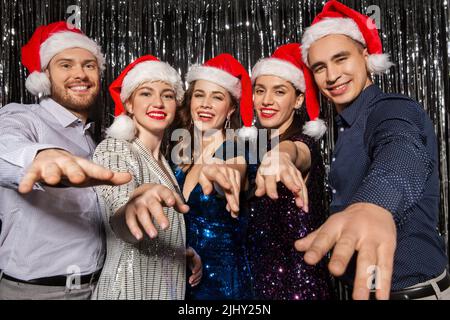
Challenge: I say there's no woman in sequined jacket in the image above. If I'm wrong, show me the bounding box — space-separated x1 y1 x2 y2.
245 43 333 300
91 55 202 300
169 53 255 300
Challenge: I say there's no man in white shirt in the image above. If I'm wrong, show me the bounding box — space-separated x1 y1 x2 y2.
0 21 130 300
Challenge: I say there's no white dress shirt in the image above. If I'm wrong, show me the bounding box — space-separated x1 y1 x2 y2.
0 98 104 280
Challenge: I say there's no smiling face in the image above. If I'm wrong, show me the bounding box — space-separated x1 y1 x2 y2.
253 75 304 134
307 34 372 113
190 79 235 133
45 47 100 119
125 80 177 137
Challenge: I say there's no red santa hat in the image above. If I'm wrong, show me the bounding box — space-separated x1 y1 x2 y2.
21 21 105 97
106 54 184 141
301 0 394 74
186 53 257 140
251 43 326 140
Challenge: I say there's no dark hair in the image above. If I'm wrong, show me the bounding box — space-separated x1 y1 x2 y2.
278 106 308 142
169 80 241 167
280 88 307 142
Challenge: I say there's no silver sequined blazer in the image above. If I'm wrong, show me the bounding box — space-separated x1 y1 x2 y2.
91 137 186 300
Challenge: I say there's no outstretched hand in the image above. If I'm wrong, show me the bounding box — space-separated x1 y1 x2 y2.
295 202 397 300
19 149 132 193
120 183 190 241
198 161 241 218
255 150 309 212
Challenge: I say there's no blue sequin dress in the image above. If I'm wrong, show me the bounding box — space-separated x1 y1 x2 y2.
172 143 253 300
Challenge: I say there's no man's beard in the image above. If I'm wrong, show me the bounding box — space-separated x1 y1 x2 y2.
50 83 99 115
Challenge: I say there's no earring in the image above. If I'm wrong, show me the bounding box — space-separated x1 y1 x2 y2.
224 116 231 129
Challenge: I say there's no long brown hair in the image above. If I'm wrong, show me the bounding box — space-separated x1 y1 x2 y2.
169 80 241 168
278 89 308 143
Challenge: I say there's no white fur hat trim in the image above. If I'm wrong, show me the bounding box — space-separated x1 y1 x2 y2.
120 61 184 103
186 65 241 99
251 57 305 92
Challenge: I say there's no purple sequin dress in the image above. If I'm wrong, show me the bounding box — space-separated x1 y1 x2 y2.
246 133 333 300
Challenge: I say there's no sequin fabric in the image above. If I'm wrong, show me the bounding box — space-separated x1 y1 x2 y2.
246 134 333 300
93 138 186 300
173 161 254 300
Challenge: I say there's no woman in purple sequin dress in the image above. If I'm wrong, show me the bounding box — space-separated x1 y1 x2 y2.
246 43 333 300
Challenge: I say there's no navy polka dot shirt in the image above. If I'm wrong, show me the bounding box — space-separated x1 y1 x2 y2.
329 84 447 290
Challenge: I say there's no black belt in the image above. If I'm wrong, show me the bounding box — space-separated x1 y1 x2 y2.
369 271 450 300
1 270 101 287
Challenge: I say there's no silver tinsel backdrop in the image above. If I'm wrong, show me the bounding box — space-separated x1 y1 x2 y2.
1 0 449 279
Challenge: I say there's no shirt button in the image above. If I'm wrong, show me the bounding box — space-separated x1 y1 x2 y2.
332 189 337 194
332 157 336 162
339 127 344 132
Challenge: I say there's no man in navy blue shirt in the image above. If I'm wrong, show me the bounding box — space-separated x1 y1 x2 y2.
295 1 449 300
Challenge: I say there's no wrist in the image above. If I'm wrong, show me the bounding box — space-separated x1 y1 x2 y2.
277 141 297 163
35 148 68 160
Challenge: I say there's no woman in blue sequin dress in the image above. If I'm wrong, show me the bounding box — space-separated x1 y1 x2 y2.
246 44 333 299
170 54 255 299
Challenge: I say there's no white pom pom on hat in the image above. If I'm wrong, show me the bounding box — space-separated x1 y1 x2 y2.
105 114 136 141
25 71 52 97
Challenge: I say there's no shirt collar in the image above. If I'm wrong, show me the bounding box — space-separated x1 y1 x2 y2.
40 98 83 128
336 84 382 127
